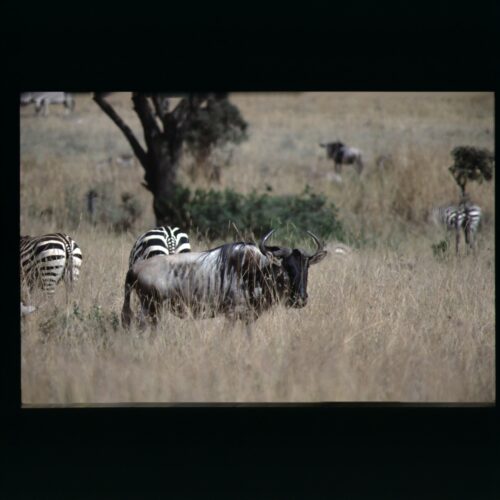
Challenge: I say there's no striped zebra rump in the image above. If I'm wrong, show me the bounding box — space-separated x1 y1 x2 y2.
129 226 191 269
20 233 83 293
438 204 481 232
431 202 481 251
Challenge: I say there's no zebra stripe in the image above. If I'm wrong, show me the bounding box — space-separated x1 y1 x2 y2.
20 233 83 293
433 204 481 231
129 226 191 268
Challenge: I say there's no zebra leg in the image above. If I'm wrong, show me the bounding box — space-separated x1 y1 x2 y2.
21 302 36 316
454 225 460 255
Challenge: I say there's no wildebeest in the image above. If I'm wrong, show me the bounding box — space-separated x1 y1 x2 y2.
320 141 364 175
121 230 327 332
20 92 75 116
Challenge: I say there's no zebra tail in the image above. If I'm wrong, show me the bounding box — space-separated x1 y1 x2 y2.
63 236 74 291
121 269 135 328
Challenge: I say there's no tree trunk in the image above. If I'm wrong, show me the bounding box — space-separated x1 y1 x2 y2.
94 93 194 227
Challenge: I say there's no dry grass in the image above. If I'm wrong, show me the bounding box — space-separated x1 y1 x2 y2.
20 92 495 404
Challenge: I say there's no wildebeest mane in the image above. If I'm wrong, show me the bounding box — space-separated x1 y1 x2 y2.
205 241 280 308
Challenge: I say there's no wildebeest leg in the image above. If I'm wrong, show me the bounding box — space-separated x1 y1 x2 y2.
147 297 160 329
138 296 150 330
355 158 364 175
334 162 342 174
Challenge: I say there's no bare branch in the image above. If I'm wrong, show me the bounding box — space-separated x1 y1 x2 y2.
93 93 148 166
170 96 191 126
151 94 169 121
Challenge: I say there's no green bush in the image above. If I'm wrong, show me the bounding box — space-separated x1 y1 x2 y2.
164 185 347 242
431 239 449 261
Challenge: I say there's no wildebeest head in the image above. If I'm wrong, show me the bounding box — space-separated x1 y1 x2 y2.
259 230 327 308
320 141 345 161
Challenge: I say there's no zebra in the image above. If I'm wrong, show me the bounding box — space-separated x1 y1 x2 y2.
20 92 75 116
431 198 481 254
20 233 83 296
128 226 191 269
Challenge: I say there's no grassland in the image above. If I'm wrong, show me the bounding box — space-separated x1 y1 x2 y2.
20 92 495 403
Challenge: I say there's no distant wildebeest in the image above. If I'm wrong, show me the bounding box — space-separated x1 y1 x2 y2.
121 229 327 333
320 141 364 175
430 195 482 254
20 92 75 116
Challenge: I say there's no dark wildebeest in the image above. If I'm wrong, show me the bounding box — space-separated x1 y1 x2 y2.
320 141 363 175
121 230 327 333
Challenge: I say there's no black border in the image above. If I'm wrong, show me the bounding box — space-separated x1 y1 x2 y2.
3 2 498 496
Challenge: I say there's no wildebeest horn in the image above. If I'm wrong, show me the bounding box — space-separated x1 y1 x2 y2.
259 230 292 259
306 230 325 258
259 229 275 255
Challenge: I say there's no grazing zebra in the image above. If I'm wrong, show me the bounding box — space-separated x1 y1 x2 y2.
20 233 83 294
431 198 481 253
320 141 364 176
129 226 191 269
20 92 75 116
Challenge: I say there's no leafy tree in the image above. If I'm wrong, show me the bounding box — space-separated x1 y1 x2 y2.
184 93 248 182
449 146 494 196
94 92 247 226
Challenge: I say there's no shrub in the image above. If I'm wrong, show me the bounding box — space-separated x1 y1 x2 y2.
431 239 449 261
163 185 347 242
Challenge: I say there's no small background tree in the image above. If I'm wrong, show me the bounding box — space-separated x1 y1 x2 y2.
184 93 248 183
449 146 494 197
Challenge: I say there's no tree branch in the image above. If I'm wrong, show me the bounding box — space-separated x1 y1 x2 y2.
93 93 148 166
131 93 161 150
151 94 170 130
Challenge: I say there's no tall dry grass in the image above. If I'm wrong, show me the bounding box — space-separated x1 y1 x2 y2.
20 92 495 403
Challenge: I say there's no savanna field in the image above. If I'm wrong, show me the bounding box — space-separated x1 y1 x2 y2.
20 92 495 404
